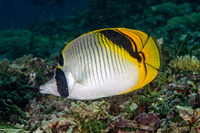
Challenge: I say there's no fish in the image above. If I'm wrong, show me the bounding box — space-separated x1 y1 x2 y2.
40 28 161 100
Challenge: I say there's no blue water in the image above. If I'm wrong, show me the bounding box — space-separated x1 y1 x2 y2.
0 0 87 30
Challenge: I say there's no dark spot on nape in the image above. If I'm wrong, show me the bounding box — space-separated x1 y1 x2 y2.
100 29 133 51
58 53 64 66
55 68 69 97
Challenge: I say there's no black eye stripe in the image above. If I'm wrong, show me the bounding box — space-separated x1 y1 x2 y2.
58 53 64 66
55 68 69 97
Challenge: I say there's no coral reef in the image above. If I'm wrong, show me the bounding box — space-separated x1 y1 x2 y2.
0 51 199 132
169 55 200 72
25 96 110 132
0 62 196 132
0 0 200 132
20 67 199 132
0 55 56 124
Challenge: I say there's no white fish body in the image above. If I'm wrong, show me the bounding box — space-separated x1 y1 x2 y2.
40 28 161 100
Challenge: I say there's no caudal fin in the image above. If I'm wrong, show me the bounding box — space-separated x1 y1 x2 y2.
117 28 161 87
119 28 161 85
141 36 161 85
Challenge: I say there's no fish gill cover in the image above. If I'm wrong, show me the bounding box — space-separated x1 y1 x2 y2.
0 0 200 132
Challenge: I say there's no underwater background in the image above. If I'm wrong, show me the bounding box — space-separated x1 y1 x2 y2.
0 0 199 132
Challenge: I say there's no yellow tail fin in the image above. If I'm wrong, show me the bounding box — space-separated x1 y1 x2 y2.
119 28 161 87
141 36 161 85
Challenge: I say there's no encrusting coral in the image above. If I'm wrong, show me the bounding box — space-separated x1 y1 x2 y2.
25 96 111 132
168 55 200 72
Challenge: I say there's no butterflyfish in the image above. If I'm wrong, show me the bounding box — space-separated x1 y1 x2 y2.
40 28 161 100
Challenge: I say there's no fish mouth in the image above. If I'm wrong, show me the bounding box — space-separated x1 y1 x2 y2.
39 89 44 94
39 88 44 93
39 83 61 97
39 85 47 94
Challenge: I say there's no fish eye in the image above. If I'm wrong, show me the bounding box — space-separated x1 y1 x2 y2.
58 53 64 66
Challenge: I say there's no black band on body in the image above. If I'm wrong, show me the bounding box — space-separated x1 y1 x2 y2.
99 29 142 62
55 68 69 97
